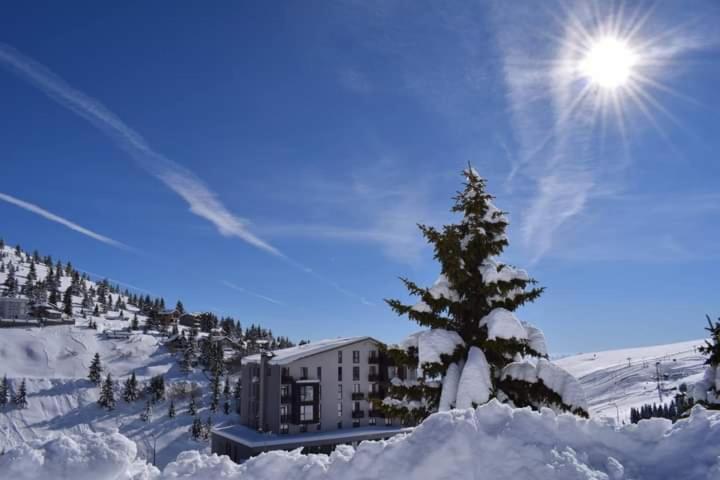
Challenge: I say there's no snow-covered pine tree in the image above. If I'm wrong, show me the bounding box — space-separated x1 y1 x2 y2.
13 379 27 409
180 344 194 375
131 314 139 331
190 417 203 440
168 399 176 418
0 374 8 407
149 375 165 403
188 393 198 415
122 372 139 403
98 373 116 410
690 315 720 409
62 288 73 315
210 370 221 413
140 400 152 422
2 267 17 296
88 353 103 385
381 167 587 422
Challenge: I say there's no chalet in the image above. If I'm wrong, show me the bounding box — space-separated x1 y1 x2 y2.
31 303 63 320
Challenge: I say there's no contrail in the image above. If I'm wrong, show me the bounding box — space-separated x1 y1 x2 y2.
0 191 128 250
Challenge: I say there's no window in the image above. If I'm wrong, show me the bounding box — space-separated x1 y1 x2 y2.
337 403 343 417
281 367 290 377
369 365 377 375
280 405 288 416
300 424 307 433
370 383 378 393
300 385 314 402
301 367 308 379
353 366 360 381
281 385 290 402
352 419 360 428
369 418 376 426
353 383 360 393
388 366 397 379
353 350 360 363
317 366 322 380
280 424 289 434
385 417 392 426
337 384 342 400
353 401 360 412
338 350 343 363
337 421 343 429
300 405 314 422
337 366 343 382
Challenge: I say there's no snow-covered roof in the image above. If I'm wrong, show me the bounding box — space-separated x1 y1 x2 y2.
242 336 380 366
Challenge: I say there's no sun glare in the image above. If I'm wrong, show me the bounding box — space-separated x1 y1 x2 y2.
579 37 637 89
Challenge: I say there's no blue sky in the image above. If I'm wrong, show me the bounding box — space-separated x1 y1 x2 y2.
1 1 719 354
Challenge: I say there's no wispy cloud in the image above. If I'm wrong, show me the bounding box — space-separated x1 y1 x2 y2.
0 191 128 250
222 281 284 306
0 43 280 257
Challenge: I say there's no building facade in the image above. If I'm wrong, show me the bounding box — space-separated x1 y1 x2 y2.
212 336 415 462
0 297 29 319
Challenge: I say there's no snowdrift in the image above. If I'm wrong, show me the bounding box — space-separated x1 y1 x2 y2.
4 400 720 480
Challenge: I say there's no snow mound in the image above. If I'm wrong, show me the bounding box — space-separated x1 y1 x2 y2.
455 347 492 408
0 430 158 480
7 403 720 479
417 329 465 369
479 308 528 341
438 361 463 411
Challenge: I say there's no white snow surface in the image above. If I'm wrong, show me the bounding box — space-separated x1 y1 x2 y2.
455 347 492 408
427 274 460 302
416 329 464 370
522 321 548 356
479 258 529 284
5 401 720 479
479 308 528 341
438 361 463 411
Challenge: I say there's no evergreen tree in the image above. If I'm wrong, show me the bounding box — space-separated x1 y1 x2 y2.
210 370 221 413
190 417 203 440
122 372 139 403
140 400 152 422
2 267 17 296
168 399 176 418
202 416 212 440
62 288 73 316
98 373 116 410
223 400 230 415
180 345 194 375
131 314 139 331
176 300 185 314
13 379 27 409
188 393 198 415
0 375 8 408
149 375 165 403
382 167 587 422
693 315 720 409
88 353 103 385
233 377 242 414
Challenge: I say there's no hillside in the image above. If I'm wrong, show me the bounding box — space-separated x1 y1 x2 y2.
0 241 291 467
556 339 706 421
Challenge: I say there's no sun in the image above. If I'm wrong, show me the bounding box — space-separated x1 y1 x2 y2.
579 36 637 89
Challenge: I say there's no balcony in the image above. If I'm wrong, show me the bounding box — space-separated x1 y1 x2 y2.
280 414 290 423
368 373 380 382
368 353 380 364
351 392 365 401
368 410 385 418
351 410 365 419
280 394 291 404
281 375 294 384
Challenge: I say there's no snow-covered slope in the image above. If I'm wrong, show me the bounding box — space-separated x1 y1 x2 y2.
556 339 706 421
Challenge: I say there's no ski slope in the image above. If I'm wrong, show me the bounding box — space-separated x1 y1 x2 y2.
556 338 706 422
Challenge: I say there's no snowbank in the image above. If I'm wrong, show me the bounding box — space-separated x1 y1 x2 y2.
0 430 158 480
7 402 720 479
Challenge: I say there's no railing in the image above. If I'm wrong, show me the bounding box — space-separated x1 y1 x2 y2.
351 410 365 419
368 373 380 382
280 395 291 404
281 375 294 384
280 414 290 423
368 410 385 418
368 354 380 364
351 392 365 400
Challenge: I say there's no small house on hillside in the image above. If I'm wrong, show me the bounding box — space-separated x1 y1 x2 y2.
31 302 63 320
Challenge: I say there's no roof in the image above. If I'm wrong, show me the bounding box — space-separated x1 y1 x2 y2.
241 336 380 366
212 423 411 448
